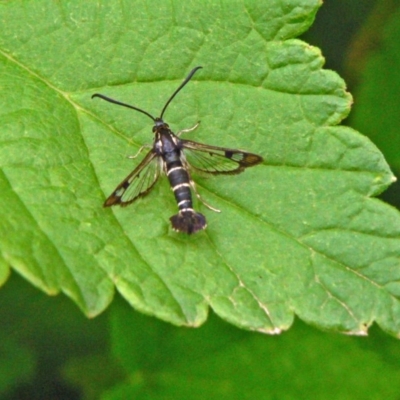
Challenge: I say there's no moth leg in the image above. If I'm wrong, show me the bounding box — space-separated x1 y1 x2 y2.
189 177 220 213
127 144 152 159
176 121 201 137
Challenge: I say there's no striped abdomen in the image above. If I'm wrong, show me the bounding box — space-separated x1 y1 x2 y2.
161 137 206 234
166 158 193 212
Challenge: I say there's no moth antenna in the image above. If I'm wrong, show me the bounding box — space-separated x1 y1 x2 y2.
91 93 156 121
160 66 202 119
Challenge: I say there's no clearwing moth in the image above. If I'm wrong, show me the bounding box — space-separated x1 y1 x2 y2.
92 67 263 234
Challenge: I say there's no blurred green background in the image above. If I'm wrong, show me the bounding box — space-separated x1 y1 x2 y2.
3 1 400 399
303 0 400 206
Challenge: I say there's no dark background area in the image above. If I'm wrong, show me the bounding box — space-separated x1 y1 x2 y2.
303 0 400 207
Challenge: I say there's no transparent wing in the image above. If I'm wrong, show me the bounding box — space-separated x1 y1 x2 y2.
181 140 263 175
104 150 161 207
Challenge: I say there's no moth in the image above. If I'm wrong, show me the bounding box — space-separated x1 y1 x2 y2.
92 66 263 234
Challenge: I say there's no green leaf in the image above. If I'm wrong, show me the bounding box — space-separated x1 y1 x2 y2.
1 0 399 335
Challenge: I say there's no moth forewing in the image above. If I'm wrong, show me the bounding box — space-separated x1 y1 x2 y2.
103 150 160 207
181 140 263 175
